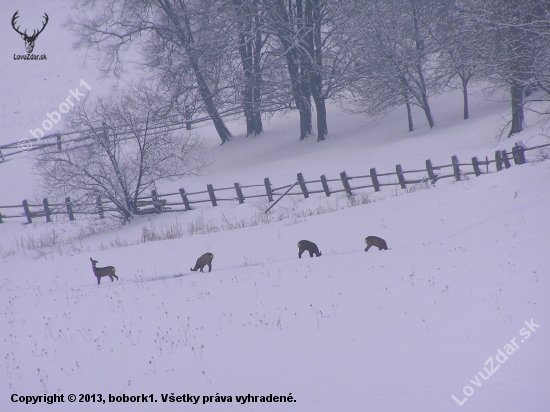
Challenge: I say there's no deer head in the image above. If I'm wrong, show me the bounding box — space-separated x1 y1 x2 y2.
11 11 49 54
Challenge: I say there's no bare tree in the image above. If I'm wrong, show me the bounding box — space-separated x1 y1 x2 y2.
69 0 232 144
260 0 349 141
344 0 439 131
231 0 265 136
431 0 484 120
261 0 313 140
34 88 207 220
466 0 550 136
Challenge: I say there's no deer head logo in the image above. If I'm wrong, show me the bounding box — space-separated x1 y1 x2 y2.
11 11 49 54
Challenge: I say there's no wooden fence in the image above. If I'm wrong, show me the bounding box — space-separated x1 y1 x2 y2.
0 140 548 224
0 107 243 163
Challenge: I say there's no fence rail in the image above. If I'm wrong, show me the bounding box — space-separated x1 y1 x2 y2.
1 141 549 224
0 106 244 163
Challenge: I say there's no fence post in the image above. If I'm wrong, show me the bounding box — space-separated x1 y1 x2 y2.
43 198 51 223
0 212 2 224
151 190 162 213
340 172 353 196
207 184 217 206
515 141 526 164
426 159 436 183
22 200 32 224
56 134 62 151
370 168 380 192
65 197 74 221
0 148 4 163
186 122 192 130
233 183 244 204
264 178 274 202
451 156 461 181
395 165 406 189
179 188 192 210
96 196 104 219
512 146 520 165
501 150 511 169
471 157 481 177
495 150 503 171
296 173 309 198
320 175 331 197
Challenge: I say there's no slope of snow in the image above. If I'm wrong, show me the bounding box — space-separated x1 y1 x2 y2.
1 2 550 412
1 159 549 412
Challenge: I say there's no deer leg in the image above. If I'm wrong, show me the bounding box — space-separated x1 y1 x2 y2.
365 245 372 252
208 263 212 272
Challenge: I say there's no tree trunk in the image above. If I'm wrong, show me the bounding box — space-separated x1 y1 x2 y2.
240 38 256 137
189 52 232 144
462 77 469 120
251 21 263 135
234 0 263 137
299 67 312 140
161 0 231 144
313 97 327 141
242 84 255 137
272 0 312 140
406 102 414 132
410 3 433 129
285 48 312 140
399 77 414 131
299 100 313 140
509 82 524 136
307 0 327 142
420 90 435 128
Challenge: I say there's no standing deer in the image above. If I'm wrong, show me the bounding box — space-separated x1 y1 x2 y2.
297 240 322 258
11 11 49 53
190 253 214 273
90 258 118 285
364 236 388 252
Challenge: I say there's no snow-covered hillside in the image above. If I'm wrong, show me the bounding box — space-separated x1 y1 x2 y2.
1 157 549 412
1 1 550 412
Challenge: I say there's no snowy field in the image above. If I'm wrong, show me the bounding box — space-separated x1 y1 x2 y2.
1 157 550 412
1 1 550 412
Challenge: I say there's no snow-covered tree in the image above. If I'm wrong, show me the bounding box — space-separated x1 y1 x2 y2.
69 0 233 144
465 0 550 135
343 0 440 131
34 88 207 220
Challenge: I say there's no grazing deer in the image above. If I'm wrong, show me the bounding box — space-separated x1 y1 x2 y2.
298 240 322 258
364 236 388 252
11 11 49 53
190 253 214 272
90 258 118 285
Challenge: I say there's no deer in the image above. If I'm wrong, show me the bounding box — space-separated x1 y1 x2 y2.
90 258 118 285
297 240 322 258
190 253 214 273
11 11 49 54
364 236 388 252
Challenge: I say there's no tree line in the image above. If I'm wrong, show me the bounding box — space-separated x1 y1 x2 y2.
69 0 550 143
